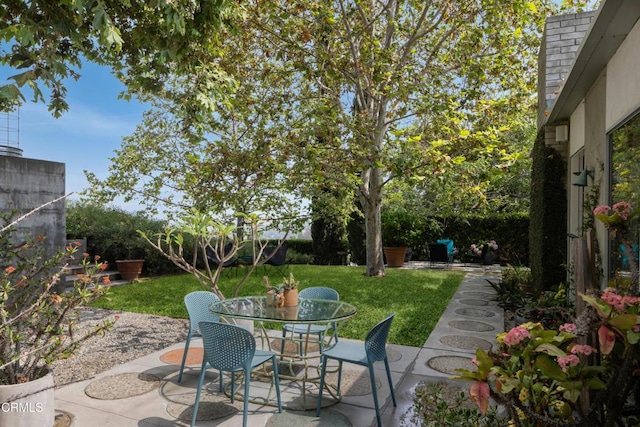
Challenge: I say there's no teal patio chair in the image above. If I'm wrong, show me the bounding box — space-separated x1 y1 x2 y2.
316 313 397 427
178 291 221 384
280 286 340 356
191 321 282 427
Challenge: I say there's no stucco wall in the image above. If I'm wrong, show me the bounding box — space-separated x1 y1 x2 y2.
0 156 66 259
607 19 640 130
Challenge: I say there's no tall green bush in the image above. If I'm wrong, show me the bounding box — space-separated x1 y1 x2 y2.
529 130 567 292
65 202 182 276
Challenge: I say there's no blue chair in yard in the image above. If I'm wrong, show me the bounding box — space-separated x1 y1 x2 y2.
178 291 221 384
316 313 397 427
436 239 456 262
280 286 339 356
191 321 282 427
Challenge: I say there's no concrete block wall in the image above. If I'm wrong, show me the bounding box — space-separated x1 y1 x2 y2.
0 155 66 259
538 11 596 152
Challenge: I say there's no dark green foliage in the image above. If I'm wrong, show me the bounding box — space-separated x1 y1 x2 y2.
311 216 348 265
65 202 183 276
347 208 367 265
446 213 531 266
348 208 530 266
529 131 567 292
486 265 531 312
381 209 426 247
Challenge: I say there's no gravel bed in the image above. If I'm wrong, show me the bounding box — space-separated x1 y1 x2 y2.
51 307 188 387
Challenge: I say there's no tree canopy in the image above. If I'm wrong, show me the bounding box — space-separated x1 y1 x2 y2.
0 0 239 116
85 0 598 276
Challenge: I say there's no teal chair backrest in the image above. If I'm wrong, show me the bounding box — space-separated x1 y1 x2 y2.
436 239 455 257
299 286 339 301
184 291 220 333
364 312 395 363
198 321 256 372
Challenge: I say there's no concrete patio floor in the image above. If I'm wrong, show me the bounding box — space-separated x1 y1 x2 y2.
54 264 504 427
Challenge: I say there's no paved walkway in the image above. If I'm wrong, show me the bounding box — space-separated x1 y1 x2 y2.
54 264 503 426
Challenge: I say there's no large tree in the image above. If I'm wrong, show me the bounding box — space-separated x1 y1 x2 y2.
245 0 579 276
0 0 239 116
88 0 597 278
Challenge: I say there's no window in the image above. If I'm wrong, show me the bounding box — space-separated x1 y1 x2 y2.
608 113 640 279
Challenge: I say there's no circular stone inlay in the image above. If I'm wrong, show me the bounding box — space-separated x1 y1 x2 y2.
160 347 203 366
461 291 495 299
85 373 160 400
458 298 490 306
386 347 402 363
448 320 495 332
165 396 240 421
54 410 73 427
427 355 476 375
439 335 492 351
266 409 352 426
454 307 496 318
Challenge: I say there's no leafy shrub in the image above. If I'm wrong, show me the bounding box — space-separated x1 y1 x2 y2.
66 202 185 276
487 265 531 311
402 380 504 426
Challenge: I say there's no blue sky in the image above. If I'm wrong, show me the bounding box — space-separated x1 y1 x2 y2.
1 62 147 208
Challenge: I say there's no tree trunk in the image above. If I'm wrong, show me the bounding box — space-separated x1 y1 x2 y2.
361 166 385 277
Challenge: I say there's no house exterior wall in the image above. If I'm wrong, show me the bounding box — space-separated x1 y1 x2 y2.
606 18 640 130
564 15 640 283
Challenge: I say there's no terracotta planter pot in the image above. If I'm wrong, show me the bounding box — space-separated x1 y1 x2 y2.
116 259 145 281
0 369 54 427
283 289 298 307
383 246 407 268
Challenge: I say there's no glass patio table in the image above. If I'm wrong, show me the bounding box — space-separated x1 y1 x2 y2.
209 296 357 410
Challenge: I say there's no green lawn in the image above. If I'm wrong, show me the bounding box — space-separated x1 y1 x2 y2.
92 265 465 347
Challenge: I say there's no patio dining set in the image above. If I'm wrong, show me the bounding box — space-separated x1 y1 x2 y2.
180 289 396 427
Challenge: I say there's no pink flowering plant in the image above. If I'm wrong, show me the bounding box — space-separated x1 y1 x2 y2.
456 318 606 426
471 240 499 256
457 281 640 425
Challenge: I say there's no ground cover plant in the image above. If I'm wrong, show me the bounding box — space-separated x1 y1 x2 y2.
91 265 465 347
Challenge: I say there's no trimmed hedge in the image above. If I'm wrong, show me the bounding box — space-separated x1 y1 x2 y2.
529 130 567 292
347 209 530 266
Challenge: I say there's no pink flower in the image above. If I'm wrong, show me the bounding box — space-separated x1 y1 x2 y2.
601 291 625 311
593 205 611 216
559 323 577 334
571 344 596 356
612 202 633 220
503 326 530 346
557 354 580 372
471 357 478 366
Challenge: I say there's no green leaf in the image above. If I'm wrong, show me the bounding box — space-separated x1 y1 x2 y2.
608 314 639 331
559 380 582 402
535 343 566 358
535 354 566 381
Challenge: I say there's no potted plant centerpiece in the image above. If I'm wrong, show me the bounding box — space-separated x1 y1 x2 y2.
0 214 112 427
281 273 299 307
